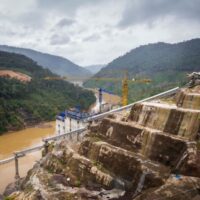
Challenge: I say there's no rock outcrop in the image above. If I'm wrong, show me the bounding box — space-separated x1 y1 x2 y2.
5 84 200 200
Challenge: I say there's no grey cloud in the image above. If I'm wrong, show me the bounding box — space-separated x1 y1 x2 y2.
36 0 105 15
50 34 70 45
118 0 200 28
83 34 101 42
56 18 76 28
0 26 16 36
16 11 46 28
0 0 199 66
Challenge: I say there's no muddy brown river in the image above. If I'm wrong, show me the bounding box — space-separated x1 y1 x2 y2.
0 91 121 193
0 122 55 193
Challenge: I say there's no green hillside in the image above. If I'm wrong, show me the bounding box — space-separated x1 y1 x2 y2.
84 39 200 102
0 51 95 134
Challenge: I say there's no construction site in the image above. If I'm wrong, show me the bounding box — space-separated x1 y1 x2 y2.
0 0 199 198
0 72 199 200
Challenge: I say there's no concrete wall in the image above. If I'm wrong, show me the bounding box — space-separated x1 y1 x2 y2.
56 117 86 135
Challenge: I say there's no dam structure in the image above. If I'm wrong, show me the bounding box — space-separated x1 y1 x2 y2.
3 76 200 199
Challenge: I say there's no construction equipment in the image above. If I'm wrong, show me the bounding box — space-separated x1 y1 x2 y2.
122 70 129 106
98 88 103 113
97 75 151 111
44 71 151 107
121 71 151 106
98 88 114 113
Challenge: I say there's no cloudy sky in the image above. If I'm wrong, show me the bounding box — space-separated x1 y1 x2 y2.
0 0 199 66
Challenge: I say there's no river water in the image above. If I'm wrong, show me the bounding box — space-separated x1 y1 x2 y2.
0 122 55 193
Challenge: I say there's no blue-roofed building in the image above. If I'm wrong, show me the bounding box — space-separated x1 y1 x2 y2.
55 109 94 135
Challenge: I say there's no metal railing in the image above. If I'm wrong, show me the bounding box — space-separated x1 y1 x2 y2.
85 87 179 121
0 156 15 165
0 128 87 180
43 127 86 142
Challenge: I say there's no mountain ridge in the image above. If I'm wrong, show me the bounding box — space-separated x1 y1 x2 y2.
84 38 200 102
0 45 92 79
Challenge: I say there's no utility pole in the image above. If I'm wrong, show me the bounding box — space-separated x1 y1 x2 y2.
99 88 103 113
69 117 72 131
14 153 20 180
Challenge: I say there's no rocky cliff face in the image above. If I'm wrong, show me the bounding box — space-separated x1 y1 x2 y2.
5 85 200 200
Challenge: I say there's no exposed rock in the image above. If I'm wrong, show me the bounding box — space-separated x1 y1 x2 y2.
187 72 200 88
129 102 200 139
176 87 200 110
134 175 200 200
4 178 24 197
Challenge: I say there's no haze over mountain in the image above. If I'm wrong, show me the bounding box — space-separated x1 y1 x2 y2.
0 45 91 79
85 64 106 74
84 38 200 102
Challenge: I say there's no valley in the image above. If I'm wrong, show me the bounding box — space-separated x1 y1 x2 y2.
0 34 199 200
0 0 200 199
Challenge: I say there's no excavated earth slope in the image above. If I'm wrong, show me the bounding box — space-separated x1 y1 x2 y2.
0 70 31 82
4 86 200 200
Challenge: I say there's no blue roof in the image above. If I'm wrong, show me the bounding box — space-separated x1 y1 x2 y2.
56 110 94 120
56 115 65 122
59 112 66 117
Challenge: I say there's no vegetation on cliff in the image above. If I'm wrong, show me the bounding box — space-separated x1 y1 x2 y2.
0 51 95 134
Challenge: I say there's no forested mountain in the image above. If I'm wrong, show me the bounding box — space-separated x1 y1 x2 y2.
0 51 95 134
85 64 105 74
84 38 200 102
0 45 92 79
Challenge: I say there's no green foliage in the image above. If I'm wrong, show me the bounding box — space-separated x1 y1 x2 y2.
3 197 15 200
84 39 200 103
197 140 200 150
0 51 95 134
74 180 81 187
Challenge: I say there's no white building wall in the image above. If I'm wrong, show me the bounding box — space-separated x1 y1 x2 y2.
56 119 65 135
56 117 86 135
65 117 71 132
64 117 83 131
